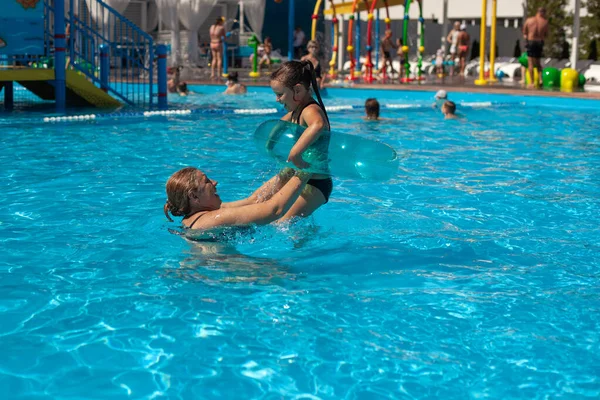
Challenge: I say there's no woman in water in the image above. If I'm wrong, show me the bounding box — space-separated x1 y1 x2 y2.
301 40 326 89
269 60 331 219
209 17 226 80
164 167 310 230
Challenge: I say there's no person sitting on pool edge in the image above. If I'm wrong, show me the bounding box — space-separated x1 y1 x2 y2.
165 167 310 231
365 98 380 120
442 100 458 119
224 72 247 95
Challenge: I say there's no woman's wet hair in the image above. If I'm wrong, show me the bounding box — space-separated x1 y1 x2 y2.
215 17 224 25
164 167 200 222
270 60 330 128
228 71 239 83
365 98 380 119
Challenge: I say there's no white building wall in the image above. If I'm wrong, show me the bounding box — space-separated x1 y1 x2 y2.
332 0 587 23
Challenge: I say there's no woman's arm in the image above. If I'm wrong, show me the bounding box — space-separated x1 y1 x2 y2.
193 172 310 229
221 168 294 208
287 105 326 168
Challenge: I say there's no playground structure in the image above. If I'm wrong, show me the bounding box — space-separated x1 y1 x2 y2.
312 0 341 79
321 0 425 84
400 0 424 83
1 0 167 112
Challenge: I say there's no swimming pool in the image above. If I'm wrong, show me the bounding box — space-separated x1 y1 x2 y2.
1 87 599 398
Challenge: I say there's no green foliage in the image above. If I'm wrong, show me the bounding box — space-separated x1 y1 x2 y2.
526 0 568 58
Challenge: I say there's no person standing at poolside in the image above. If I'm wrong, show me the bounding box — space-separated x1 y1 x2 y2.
209 17 226 80
293 27 306 59
457 24 470 80
447 22 461 76
523 8 548 88
380 30 397 80
259 37 273 72
301 40 326 89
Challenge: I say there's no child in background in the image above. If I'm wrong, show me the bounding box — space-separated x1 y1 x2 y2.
224 72 247 94
259 37 273 72
269 60 331 219
442 100 458 119
435 48 445 77
432 89 448 108
365 98 380 120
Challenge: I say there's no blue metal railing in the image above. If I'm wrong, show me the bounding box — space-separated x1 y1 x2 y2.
2 0 157 108
65 0 154 106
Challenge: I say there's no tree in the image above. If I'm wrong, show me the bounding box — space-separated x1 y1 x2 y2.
526 0 568 58
579 0 600 59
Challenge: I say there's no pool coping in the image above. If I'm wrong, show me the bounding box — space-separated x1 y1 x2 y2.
186 79 600 100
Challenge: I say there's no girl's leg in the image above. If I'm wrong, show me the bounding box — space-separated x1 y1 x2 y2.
278 186 326 221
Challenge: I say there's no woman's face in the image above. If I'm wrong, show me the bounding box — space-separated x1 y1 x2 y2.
308 44 318 55
190 171 221 209
270 80 302 111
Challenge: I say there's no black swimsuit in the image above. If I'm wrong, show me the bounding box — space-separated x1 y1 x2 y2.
315 63 322 79
291 100 333 203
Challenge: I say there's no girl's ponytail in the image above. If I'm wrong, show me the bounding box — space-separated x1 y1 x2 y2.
300 60 330 130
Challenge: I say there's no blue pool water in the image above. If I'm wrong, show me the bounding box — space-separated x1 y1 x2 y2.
1 87 599 399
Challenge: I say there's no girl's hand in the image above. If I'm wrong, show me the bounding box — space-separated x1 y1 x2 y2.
288 153 309 169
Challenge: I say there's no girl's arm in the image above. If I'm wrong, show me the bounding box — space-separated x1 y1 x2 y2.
221 168 294 208
287 105 326 168
193 172 310 229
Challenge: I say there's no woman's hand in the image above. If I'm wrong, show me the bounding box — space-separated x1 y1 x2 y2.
288 153 309 169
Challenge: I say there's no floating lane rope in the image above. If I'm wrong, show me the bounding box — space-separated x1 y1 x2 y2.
41 101 517 123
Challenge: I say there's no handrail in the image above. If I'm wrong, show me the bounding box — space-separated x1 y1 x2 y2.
32 0 156 107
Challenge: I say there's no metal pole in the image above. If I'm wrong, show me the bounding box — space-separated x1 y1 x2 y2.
288 0 295 60
441 0 449 52
240 0 245 34
157 44 168 109
54 0 66 112
570 0 581 69
4 82 14 111
338 15 344 73
355 12 361 74
100 44 109 91
474 0 488 85
222 33 229 77
375 7 380 70
489 0 498 82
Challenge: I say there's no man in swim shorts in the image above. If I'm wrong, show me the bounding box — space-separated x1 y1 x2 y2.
523 8 549 88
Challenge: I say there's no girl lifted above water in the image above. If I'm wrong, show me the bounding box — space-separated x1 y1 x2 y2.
269 60 332 220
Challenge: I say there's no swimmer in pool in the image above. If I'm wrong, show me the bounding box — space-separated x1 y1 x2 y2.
432 89 448 108
442 100 458 119
165 167 310 231
269 60 332 220
224 72 247 94
365 98 380 120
